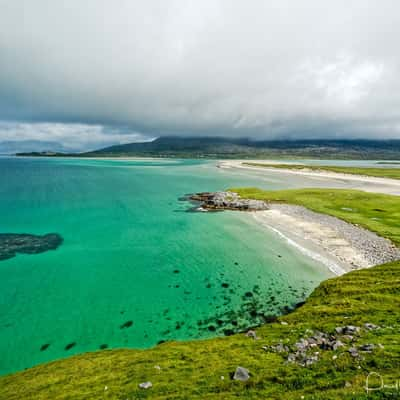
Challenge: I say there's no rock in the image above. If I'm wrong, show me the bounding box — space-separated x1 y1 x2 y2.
139 382 152 389
332 340 345 351
364 323 379 330
270 343 289 353
187 192 268 212
348 347 359 358
233 366 250 381
359 344 375 352
336 325 360 336
245 330 259 340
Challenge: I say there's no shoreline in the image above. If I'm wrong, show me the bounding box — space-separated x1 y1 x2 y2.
251 203 400 276
219 160 400 196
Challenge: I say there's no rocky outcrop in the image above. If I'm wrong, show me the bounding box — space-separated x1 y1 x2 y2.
188 191 268 212
266 323 381 367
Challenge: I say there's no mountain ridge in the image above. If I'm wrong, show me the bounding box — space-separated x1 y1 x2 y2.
17 136 400 159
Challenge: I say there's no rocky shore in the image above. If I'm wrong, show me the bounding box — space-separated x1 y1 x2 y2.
188 191 268 211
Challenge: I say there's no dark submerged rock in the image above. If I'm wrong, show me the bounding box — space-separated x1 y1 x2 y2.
0 233 63 261
65 342 76 351
120 320 133 329
40 344 50 352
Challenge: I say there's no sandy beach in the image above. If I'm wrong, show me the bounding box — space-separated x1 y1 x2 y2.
217 160 400 275
219 160 400 196
253 204 400 276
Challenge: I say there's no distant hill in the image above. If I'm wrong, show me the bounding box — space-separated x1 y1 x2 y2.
17 136 400 159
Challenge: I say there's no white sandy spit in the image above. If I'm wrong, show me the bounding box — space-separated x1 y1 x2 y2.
253 204 400 276
218 160 400 196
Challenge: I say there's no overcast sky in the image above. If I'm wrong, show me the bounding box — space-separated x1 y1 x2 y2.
1 0 400 151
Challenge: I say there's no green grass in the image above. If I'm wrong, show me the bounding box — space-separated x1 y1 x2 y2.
243 162 400 180
1 189 400 399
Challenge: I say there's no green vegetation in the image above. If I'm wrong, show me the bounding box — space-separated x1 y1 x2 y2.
243 162 400 180
1 188 400 399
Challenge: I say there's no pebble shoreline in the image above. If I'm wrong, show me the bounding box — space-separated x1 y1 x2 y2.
266 203 400 269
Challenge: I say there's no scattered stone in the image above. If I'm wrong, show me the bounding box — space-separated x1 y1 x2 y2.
139 382 152 389
280 321 288 326
99 344 108 350
233 366 250 381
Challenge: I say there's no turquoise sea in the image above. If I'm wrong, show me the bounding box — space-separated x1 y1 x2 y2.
0 157 334 375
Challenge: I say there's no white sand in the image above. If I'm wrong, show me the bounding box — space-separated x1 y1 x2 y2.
219 160 400 196
217 160 400 275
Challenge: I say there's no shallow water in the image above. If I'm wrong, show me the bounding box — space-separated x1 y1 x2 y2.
0 157 334 375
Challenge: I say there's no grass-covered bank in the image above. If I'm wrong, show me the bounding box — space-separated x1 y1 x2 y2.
1 261 399 399
1 188 400 399
243 162 400 180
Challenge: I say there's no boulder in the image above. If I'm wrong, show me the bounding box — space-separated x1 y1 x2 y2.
233 366 250 381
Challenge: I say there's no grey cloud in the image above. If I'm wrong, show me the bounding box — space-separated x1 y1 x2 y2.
0 0 400 145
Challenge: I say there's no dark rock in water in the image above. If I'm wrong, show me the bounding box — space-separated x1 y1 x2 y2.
208 325 216 332
40 343 50 352
99 344 108 350
0 233 63 261
244 291 253 298
120 320 133 329
65 342 76 351
221 283 229 288
173 269 180 274
224 329 234 336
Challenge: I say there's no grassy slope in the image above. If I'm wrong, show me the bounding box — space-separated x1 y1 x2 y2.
1 189 400 400
243 162 400 180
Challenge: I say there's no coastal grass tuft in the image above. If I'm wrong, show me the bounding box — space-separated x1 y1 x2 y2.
1 188 400 399
243 162 400 180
